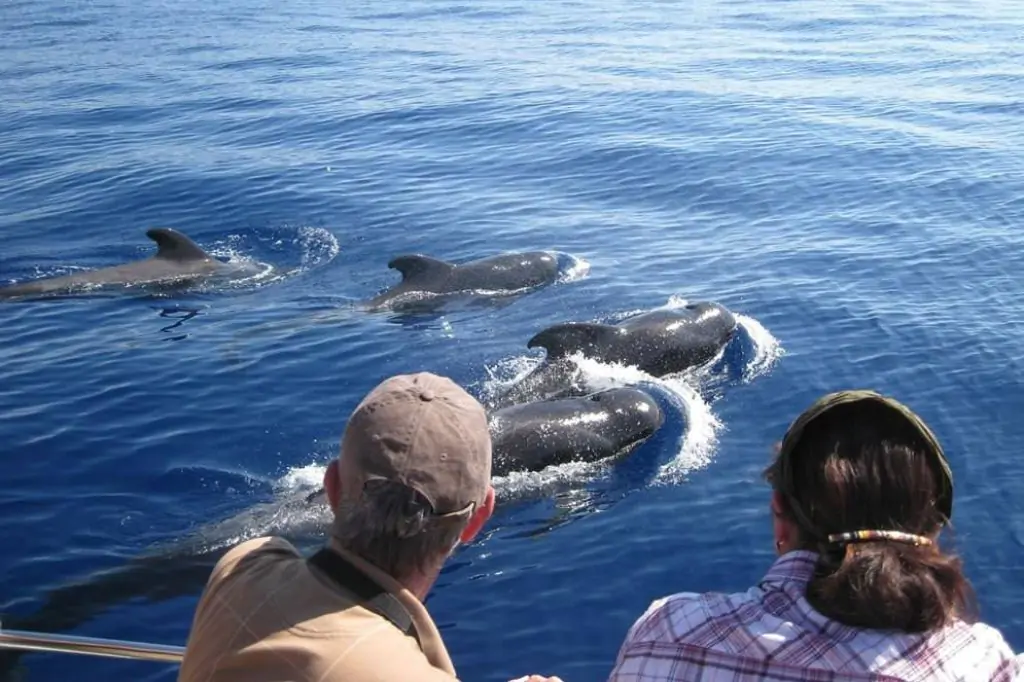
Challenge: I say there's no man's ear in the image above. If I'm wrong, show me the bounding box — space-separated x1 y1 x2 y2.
324 459 340 510
460 486 495 544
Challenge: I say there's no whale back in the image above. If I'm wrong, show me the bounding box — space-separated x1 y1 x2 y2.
620 304 737 342
491 421 613 475
488 388 664 474
146 228 213 262
459 251 559 289
527 322 621 359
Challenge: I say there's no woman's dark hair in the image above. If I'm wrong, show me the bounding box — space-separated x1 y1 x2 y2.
765 396 977 632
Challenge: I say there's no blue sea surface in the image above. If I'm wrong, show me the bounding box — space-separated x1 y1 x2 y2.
2 0 1024 679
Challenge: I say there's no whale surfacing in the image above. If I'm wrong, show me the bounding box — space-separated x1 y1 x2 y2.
367 251 560 312
489 386 664 475
0 228 236 301
491 302 738 408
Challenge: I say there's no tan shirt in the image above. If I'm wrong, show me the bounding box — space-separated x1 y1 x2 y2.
177 536 460 682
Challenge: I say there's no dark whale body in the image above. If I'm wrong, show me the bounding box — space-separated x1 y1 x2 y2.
491 302 738 408
367 251 560 311
0 228 242 301
489 386 664 475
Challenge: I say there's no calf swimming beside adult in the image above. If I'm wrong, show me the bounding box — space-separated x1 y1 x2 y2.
491 302 738 408
0 228 247 300
367 250 560 311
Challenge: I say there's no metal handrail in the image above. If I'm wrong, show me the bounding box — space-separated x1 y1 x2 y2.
0 628 184 663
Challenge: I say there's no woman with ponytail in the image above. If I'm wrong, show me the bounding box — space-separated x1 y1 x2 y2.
608 390 1022 682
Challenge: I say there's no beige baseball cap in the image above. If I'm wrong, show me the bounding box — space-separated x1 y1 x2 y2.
339 372 492 519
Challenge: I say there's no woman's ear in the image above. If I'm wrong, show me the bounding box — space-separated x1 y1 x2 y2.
770 490 784 517
771 490 800 554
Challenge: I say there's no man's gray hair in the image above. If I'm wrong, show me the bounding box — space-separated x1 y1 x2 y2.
332 478 469 580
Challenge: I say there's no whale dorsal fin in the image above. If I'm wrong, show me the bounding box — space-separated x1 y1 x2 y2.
527 322 619 358
388 255 454 282
146 228 212 262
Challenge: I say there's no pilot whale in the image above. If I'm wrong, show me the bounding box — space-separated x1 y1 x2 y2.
0 388 663 677
489 386 664 475
0 228 245 300
490 302 738 408
367 251 560 312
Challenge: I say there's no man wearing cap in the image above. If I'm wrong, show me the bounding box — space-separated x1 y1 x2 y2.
607 390 1023 682
177 372 498 682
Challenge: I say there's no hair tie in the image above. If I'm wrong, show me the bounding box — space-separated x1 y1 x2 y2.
827 529 932 546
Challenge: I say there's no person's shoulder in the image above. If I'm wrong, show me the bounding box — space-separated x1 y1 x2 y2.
927 618 1024 679
962 618 1022 656
305 622 461 682
208 536 302 585
621 582 767 647
620 590 709 644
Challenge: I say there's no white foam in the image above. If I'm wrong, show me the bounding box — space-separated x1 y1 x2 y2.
490 458 608 501
478 354 545 403
296 226 341 269
557 252 591 283
735 313 784 382
204 226 342 290
205 235 273 285
274 463 328 493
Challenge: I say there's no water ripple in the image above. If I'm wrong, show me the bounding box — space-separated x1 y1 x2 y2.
2 0 1024 680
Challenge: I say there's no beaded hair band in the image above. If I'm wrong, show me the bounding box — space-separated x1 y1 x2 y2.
827 529 932 547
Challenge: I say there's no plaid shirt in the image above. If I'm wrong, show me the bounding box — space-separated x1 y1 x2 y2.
607 550 1023 682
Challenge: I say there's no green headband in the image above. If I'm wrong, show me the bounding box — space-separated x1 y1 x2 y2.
776 390 954 527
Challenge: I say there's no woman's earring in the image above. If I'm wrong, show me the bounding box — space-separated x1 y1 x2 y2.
775 540 783 553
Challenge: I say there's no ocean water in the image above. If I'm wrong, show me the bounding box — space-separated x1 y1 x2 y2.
2 0 1024 679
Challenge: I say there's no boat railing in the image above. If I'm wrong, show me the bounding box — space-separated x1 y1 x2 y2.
0 628 183 664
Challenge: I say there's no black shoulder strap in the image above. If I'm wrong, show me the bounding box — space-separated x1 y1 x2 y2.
307 548 420 645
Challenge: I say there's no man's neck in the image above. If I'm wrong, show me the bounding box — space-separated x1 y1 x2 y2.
401 572 439 602
327 537 440 601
